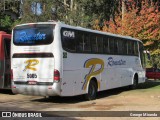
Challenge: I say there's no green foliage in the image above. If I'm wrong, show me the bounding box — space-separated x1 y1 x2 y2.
0 15 13 33
14 0 120 28
150 54 160 68
80 0 120 28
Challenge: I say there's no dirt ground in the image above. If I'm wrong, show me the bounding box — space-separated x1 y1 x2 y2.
0 80 160 120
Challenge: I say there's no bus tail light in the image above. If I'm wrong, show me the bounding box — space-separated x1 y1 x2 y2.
54 69 60 82
11 69 13 80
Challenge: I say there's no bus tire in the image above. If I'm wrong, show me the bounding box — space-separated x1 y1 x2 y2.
130 75 138 89
84 80 97 100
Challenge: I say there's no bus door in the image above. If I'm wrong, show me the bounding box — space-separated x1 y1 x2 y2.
3 38 11 88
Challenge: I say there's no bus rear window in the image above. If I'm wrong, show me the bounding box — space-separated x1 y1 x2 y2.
13 24 54 46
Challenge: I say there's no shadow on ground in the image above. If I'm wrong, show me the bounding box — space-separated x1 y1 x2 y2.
0 89 14 95
32 80 160 103
137 80 160 89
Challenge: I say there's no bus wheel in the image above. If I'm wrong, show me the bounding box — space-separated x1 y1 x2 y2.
130 75 138 89
85 80 97 100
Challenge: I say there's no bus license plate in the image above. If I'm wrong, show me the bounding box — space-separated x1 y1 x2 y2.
28 81 37 85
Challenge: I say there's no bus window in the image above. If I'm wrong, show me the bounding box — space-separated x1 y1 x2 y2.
77 31 84 52
91 34 98 53
13 24 54 45
128 41 133 55
61 29 76 52
103 37 109 54
134 41 138 56
118 39 124 54
114 39 118 54
97 36 103 53
83 33 91 52
123 40 128 55
109 38 115 54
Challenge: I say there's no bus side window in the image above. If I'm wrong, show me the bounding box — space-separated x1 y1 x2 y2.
103 37 109 54
128 41 132 55
118 39 123 55
134 41 138 56
97 36 103 53
114 39 118 54
77 31 84 52
61 29 76 52
91 34 98 53
123 40 128 55
109 38 115 54
83 33 91 52
131 41 135 55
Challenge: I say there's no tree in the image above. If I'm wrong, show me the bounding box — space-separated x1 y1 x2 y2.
99 0 160 51
16 0 122 29
96 0 160 67
0 0 20 33
80 0 120 28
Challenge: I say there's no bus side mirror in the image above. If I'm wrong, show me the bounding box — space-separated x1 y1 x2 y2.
144 50 150 60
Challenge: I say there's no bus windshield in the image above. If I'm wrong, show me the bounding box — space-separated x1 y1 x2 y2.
13 24 54 46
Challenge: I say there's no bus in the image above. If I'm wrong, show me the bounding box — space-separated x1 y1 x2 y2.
11 22 146 100
0 31 11 89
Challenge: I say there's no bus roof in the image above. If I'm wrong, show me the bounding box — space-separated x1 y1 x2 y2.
14 21 142 43
0 31 11 37
0 31 7 34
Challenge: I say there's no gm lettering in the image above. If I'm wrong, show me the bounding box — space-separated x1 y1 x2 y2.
24 59 39 71
63 31 75 38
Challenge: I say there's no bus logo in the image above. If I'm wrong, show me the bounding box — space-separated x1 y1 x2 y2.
83 58 104 90
107 57 126 67
23 59 39 71
63 31 75 38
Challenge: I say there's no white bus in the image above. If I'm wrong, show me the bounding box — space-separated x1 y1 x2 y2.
11 21 146 100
